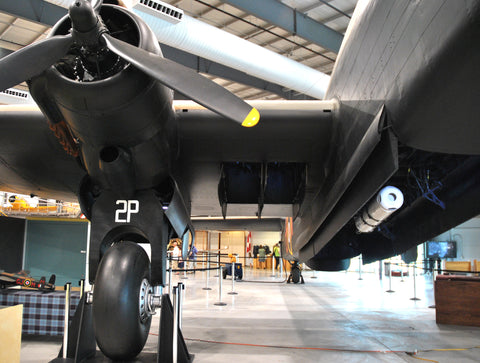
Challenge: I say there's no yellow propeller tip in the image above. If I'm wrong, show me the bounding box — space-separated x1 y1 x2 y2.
241 107 260 127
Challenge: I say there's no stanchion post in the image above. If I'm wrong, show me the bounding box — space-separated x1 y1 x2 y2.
271 254 275 277
172 286 179 363
79 279 85 299
168 258 173 298
178 282 185 330
429 261 437 309
228 262 238 295
214 266 227 306
311 270 317 279
386 262 394 293
203 252 212 291
181 262 188 279
410 263 421 301
62 282 71 359
358 255 363 280
214 252 220 277
432 262 436 284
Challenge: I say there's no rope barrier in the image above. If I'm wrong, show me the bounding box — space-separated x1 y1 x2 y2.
166 249 290 283
162 252 480 362
387 261 476 276
169 255 475 278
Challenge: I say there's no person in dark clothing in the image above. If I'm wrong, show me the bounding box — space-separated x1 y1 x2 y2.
258 245 266 269
253 245 259 259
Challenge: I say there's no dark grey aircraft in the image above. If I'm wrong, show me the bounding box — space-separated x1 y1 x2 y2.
0 0 479 360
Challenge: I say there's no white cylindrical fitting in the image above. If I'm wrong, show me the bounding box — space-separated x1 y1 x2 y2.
355 186 404 233
133 9 330 99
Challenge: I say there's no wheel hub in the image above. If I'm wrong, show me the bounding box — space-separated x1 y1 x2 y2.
139 278 153 323
139 278 162 323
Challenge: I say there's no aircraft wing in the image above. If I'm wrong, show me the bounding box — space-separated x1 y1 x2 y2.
0 100 335 215
0 105 84 201
173 100 335 219
0 272 16 283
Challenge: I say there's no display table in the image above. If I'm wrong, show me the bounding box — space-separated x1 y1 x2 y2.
434 274 480 327
0 289 80 335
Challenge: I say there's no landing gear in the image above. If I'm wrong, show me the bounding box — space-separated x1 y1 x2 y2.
76 186 192 360
287 261 305 284
92 241 153 360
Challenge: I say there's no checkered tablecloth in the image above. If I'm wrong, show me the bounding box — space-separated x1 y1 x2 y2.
0 289 80 335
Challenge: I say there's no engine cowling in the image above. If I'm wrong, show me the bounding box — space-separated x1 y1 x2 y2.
28 4 176 192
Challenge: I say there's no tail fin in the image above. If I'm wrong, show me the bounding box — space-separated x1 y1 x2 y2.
48 274 56 285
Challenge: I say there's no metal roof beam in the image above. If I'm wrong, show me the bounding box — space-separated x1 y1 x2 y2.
0 40 299 99
0 0 311 99
161 45 311 100
220 0 343 53
0 0 66 26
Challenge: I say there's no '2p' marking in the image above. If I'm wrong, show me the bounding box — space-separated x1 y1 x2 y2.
115 200 140 223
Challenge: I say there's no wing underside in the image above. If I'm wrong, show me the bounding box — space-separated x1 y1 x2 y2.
0 105 84 201
174 101 336 219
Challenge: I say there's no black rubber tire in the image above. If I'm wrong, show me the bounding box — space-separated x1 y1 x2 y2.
292 267 301 284
93 241 152 361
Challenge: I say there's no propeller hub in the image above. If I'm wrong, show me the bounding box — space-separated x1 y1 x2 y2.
69 0 98 33
69 0 108 51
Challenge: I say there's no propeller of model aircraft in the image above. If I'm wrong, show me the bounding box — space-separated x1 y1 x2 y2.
0 0 259 127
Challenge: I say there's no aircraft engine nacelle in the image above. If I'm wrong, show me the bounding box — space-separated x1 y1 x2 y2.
28 4 176 191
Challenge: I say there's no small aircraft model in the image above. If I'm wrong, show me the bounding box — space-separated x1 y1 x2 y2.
0 270 56 291
0 0 479 360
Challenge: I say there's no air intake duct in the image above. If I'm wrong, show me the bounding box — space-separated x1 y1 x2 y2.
355 186 404 233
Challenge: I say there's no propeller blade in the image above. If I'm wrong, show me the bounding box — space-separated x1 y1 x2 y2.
0 35 73 92
91 0 103 12
102 33 259 127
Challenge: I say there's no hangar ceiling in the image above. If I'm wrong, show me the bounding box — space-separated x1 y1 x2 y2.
0 0 358 100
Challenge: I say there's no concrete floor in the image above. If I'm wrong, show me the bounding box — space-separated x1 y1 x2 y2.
20 268 480 362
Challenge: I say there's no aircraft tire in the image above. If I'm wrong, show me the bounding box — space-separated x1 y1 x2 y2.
93 241 152 361
291 266 301 284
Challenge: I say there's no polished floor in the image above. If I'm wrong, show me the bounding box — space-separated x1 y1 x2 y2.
21 267 480 362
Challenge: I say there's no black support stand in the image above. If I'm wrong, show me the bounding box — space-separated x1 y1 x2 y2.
50 294 193 362
158 294 193 363
50 296 96 362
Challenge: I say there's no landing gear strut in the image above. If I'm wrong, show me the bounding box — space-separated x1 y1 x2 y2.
60 184 193 361
86 190 171 360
